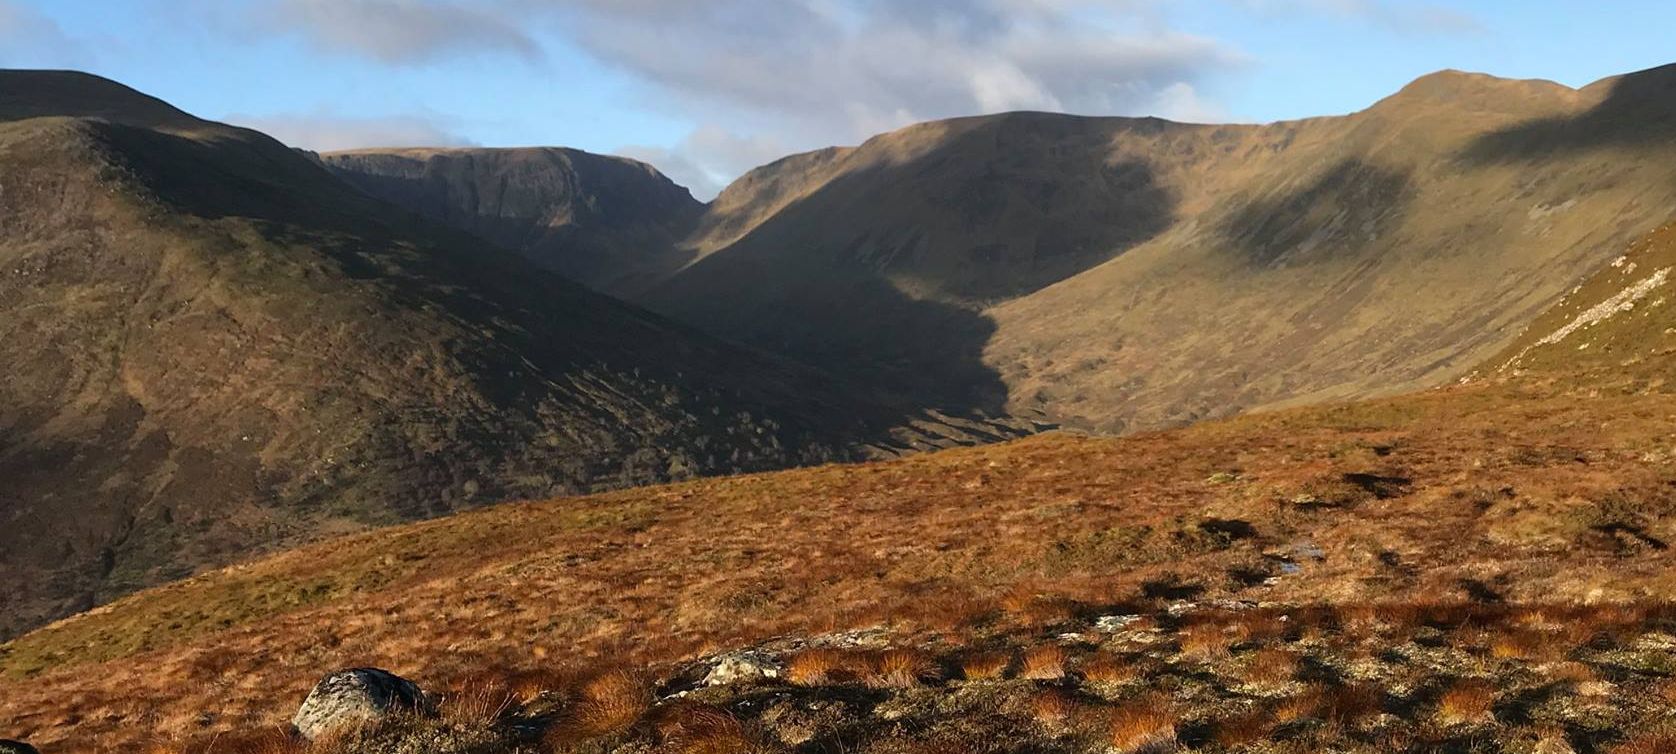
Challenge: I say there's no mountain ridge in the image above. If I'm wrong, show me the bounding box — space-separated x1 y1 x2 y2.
0 70 1017 641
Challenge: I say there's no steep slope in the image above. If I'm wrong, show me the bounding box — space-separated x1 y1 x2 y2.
643 65 1676 431
318 147 703 296
0 70 983 641
1488 219 1676 385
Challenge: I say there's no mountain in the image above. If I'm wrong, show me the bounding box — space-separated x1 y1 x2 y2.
0 70 1005 641
12 63 1676 754
10 219 1676 750
636 65 1676 431
317 147 703 297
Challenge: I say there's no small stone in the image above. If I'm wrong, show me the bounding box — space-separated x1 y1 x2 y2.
0 741 39 754
292 668 429 740
1095 614 1141 632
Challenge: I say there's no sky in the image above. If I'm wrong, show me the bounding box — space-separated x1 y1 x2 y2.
3 1 1674 199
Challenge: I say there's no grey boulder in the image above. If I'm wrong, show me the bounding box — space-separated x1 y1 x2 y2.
0 741 39 754
292 668 429 740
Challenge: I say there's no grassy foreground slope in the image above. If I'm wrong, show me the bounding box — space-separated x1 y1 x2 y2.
9 206 1676 751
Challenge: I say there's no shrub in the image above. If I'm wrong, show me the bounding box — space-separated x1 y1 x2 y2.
1211 710 1272 748
785 649 849 686
1490 629 1568 661
1179 621 1232 659
652 702 761 754
1612 731 1676 754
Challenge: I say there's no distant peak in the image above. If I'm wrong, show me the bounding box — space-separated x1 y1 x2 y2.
1371 68 1576 114
1401 69 1568 97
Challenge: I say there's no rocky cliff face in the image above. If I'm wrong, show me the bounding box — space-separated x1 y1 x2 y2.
319 147 703 296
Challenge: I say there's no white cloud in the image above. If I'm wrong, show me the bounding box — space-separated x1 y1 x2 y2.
224 109 477 151
534 0 1240 133
521 0 1244 186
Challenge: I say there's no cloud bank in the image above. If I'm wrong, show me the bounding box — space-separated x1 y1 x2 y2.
221 0 1481 196
243 0 1250 196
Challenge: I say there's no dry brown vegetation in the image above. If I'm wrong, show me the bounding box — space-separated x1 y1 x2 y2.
9 294 1676 753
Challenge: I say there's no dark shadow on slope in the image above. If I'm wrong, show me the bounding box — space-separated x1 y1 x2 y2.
1459 63 1676 164
322 153 705 294
645 112 1181 416
0 117 1049 641
87 121 951 467
906 113 1179 302
1219 158 1416 267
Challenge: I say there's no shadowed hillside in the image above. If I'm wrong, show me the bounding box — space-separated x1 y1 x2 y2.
318 148 704 297
0 70 1021 641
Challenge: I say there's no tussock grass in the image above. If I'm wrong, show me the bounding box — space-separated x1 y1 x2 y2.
556 668 652 739
1107 695 1177 753
1028 688 1077 727
1241 646 1299 689
1078 653 1136 686
1436 679 1498 726
867 648 938 689
1019 645 1068 680
957 651 1011 682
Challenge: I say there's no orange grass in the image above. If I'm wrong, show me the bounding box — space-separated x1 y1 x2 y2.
13 384 1676 750
1019 645 1068 681
1436 679 1498 725
1108 695 1177 754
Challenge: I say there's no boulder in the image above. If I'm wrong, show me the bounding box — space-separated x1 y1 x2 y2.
0 741 38 754
292 668 429 740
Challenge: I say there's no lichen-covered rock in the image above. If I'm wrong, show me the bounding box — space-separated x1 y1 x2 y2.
292 668 429 740
702 651 781 686
0 741 39 754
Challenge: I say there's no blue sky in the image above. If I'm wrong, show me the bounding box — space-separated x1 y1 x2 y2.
2 1 1671 198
